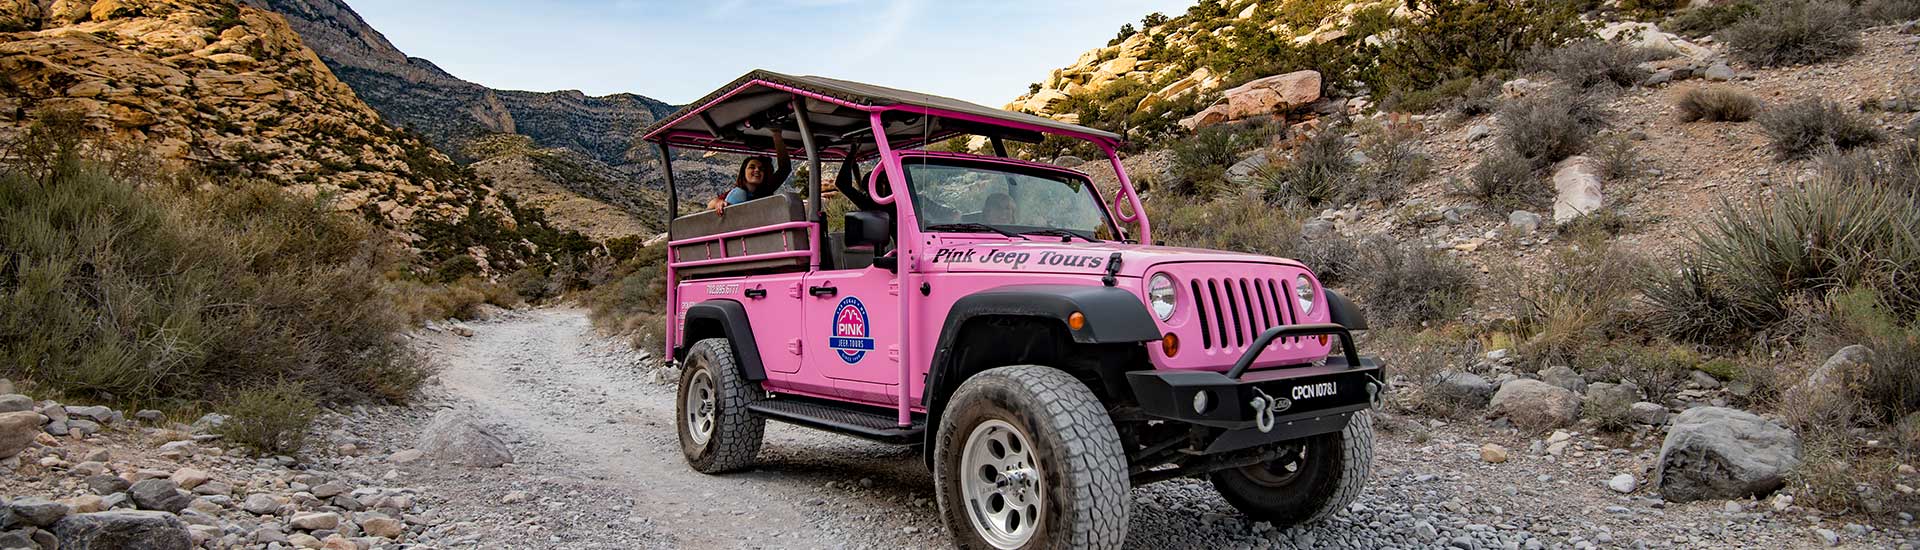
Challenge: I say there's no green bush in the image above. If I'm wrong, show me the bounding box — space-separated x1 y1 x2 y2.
1167 123 1275 197
1812 288 1920 422
1464 146 1544 210
1351 238 1476 327
215 380 317 455
1645 181 1920 344
584 243 670 348
1677 86 1764 122
1259 130 1354 206
1665 1 1758 37
1757 99 1883 159
1721 0 1861 67
1522 40 1660 90
0 119 427 405
1366 0 1591 107
1578 341 1698 403
1498 84 1609 166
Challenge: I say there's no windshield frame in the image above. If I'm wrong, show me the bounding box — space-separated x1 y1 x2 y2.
895 153 1122 241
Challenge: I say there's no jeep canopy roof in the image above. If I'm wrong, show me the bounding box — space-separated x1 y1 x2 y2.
640 70 1123 160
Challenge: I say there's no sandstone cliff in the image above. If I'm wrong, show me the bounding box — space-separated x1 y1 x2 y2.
0 0 506 226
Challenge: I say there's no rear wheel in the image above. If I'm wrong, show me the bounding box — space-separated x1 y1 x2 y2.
1209 411 1373 526
677 338 764 473
934 366 1129 550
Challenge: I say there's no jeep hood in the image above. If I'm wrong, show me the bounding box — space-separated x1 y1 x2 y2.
920 240 1307 277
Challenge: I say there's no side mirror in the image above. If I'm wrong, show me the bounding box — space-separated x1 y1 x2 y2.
845 211 893 250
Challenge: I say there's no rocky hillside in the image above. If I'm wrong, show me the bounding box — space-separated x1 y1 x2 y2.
252 0 733 236
0 0 508 226
465 134 664 242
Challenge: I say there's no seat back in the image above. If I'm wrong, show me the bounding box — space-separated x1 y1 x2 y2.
670 193 810 277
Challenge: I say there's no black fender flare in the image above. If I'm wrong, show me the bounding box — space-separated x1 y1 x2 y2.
919 284 1160 449
1324 289 1368 331
676 300 767 381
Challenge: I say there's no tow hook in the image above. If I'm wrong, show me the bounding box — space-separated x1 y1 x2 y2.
1249 387 1292 433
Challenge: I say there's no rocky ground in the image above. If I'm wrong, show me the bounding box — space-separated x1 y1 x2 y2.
14 308 1914 549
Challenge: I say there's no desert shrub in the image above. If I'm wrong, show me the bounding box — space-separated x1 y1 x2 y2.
1168 124 1268 197
1294 229 1362 285
1578 341 1698 403
1676 86 1763 122
1666 1 1758 37
1555 206 1641 241
1814 137 1920 192
1583 381 1639 432
1350 238 1476 327
0 121 426 406
215 380 317 455
1785 433 1917 513
1858 0 1920 24
1259 130 1354 206
1590 134 1643 182
1757 99 1884 159
1498 84 1609 166
1464 146 1544 209
1349 124 1433 203
1151 190 1308 259
1523 40 1660 90
1811 288 1920 422
1498 238 1649 368
1721 0 1861 67
584 243 670 348
1645 181 1920 344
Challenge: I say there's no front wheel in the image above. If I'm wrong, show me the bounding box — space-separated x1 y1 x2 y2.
676 338 764 473
933 366 1130 550
1209 410 1374 526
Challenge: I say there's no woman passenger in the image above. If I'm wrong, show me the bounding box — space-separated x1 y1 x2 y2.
708 131 791 213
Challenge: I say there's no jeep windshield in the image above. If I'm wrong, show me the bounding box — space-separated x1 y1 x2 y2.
902 159 1117 241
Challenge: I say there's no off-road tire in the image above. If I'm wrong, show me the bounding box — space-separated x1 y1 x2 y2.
1209 410 1374 526
677 338 764 473
933 365 1130 550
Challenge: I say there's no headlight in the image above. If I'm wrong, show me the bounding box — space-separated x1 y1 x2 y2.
1148 273 1177 321
1294 274 1316 314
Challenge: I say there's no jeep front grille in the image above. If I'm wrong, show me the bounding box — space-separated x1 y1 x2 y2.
1190 277 1300 351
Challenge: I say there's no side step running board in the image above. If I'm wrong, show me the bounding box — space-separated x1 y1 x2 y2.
748 399 924 445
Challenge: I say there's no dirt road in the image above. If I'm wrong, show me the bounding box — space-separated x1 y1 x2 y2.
379 308 1906 549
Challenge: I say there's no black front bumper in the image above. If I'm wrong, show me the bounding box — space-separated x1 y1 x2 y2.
1125 324 1384 453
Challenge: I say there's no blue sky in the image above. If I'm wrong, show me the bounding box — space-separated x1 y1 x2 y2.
348 0 1194 107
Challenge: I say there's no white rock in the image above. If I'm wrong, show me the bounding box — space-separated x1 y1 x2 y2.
1608 474 1637 493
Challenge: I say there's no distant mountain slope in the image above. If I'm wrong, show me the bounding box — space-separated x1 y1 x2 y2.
250 0 733 235
0 0 509 227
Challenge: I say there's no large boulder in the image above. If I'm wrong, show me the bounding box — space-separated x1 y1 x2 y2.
1430 371 1496 408
417 411 512 468
0 394 31 413
1656 407 1802 502
1552 156 1605 223
51 511 192 550
1597 21 1714 61
1177 104 1231 131
1489 379 1582 432
0 411 41 459
1222 70 1322 119
1782 345 1871 404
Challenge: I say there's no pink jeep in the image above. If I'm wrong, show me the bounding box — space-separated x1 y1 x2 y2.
642 71 1384 549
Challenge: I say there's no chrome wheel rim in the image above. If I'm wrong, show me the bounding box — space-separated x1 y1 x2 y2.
685 368 716 445
961 419 1042 549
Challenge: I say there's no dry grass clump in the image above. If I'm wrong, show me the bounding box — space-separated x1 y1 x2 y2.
1149 189 1309 259
1676 86 1764 122
1374 328 1484 417
215 380 317 455
1523 40 1662 90
1258 129 1354 206
1722 0 1861 67
1497 238 1649 368
1498 84 1609 167
1349 237 1476 327
1757 99 1883 159
1463 146 1543 210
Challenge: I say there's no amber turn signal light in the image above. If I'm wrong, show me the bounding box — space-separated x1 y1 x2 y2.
1161 333 1180 357
1068 311 1086 331
1317 334 1329 345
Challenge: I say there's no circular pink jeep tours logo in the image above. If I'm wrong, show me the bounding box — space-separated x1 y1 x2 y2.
829 297 874 364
